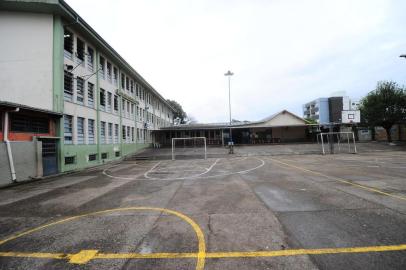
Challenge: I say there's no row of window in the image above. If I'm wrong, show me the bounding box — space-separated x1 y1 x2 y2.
64 28 173 121
64 71 171 127
64 71 95 108
64 151 121 165
63 115 152 145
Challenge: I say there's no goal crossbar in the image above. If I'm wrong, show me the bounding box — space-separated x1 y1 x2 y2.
172 137 207 160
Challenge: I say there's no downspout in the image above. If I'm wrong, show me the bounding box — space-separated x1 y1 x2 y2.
4 108 19 182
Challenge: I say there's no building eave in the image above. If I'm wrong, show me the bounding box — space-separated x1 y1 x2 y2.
0 101 63 117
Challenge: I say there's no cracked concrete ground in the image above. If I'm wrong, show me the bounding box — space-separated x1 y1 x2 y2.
0 149 405 269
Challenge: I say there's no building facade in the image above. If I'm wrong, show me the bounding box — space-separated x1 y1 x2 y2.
0 0 175 183
156 110 310 146
303 98 330 124
303 96 360 124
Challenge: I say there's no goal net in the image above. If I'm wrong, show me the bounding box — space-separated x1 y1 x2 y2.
172 137 207 160
316 132 357 154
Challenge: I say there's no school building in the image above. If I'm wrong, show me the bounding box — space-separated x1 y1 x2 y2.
0 0 175 185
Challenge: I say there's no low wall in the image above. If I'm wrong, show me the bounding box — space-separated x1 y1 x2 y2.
0 141 38 186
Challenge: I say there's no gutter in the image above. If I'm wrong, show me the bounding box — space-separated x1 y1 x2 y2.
3 108 19 182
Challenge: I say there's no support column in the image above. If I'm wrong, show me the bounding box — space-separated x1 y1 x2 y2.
95 51 101 162
53 15 65 173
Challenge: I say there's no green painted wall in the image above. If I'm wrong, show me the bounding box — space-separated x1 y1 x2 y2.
62 143 149 172
52 15 65 173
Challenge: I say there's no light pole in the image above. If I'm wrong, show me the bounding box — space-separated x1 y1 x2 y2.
224 70 234 154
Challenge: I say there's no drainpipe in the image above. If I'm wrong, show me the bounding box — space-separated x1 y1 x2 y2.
4 108 19 182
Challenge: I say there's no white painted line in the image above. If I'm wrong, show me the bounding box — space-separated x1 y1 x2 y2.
143 161 163 179
102 157 265 181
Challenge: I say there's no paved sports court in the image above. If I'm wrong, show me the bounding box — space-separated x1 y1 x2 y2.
0 146 405 269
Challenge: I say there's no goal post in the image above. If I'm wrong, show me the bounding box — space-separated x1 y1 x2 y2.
316 132 357 155
172 137 207 160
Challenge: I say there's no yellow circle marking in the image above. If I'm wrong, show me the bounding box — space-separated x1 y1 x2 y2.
0 207 206 270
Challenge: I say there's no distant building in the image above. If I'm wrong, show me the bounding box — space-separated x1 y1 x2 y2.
303 96 360 124
303 98 330 124
156 110 310 146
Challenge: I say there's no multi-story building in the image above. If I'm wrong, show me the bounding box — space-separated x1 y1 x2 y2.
0 0 174 183
303 96 359 124
302 98 330 124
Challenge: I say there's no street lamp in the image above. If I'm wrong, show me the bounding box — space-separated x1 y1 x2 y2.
400 54 406 59
224 70 234 154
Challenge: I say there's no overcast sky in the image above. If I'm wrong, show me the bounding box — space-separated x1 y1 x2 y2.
66 0 406 123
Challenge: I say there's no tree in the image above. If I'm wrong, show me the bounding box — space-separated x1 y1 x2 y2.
166 99 187 124
360 81 406 142
304 118 318 125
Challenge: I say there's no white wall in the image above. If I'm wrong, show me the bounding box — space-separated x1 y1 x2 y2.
0 12 54 110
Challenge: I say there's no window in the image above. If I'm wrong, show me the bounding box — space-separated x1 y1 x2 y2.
348 114 355 119
108 123 113 144
114 124 119 143
130 80 134 93
87 47 94 71
77 117 85 144
136 83 139 97
100 88 106 110
122 125 126 141
65 156 75 165
122 100 125 115
107 92 112 112
113 95 119 112
127 101 130 116
99 56 105 79
88 119 95 144
64 71 73 101
137 128 139 141
131 127 135 142
131 104 134 116
126 77 129 91
64 115 73 144
87 82 94 107
101 153 108 159
10 114 49 133
107 62 112 82
121 73 125 89
88 154 97 161
127 126 131 143
76 77 84 104
100 121 106 144
64 29 73 59
76 37 85 63
115 151 120 157
113 67 118 85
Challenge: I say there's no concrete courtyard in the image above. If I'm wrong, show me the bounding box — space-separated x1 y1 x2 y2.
0 144 405 269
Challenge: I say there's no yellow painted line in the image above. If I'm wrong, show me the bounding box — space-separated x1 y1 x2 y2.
68 249 99 264
0 244 405 263
0 251 67 259
269 158 406 202
0 207 206 270
204 244 406 258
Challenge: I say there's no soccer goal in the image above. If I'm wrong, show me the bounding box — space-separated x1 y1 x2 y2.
172 137 207 160
316 132 357 155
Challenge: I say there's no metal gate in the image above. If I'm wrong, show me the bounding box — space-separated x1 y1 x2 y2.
42 139 58 176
